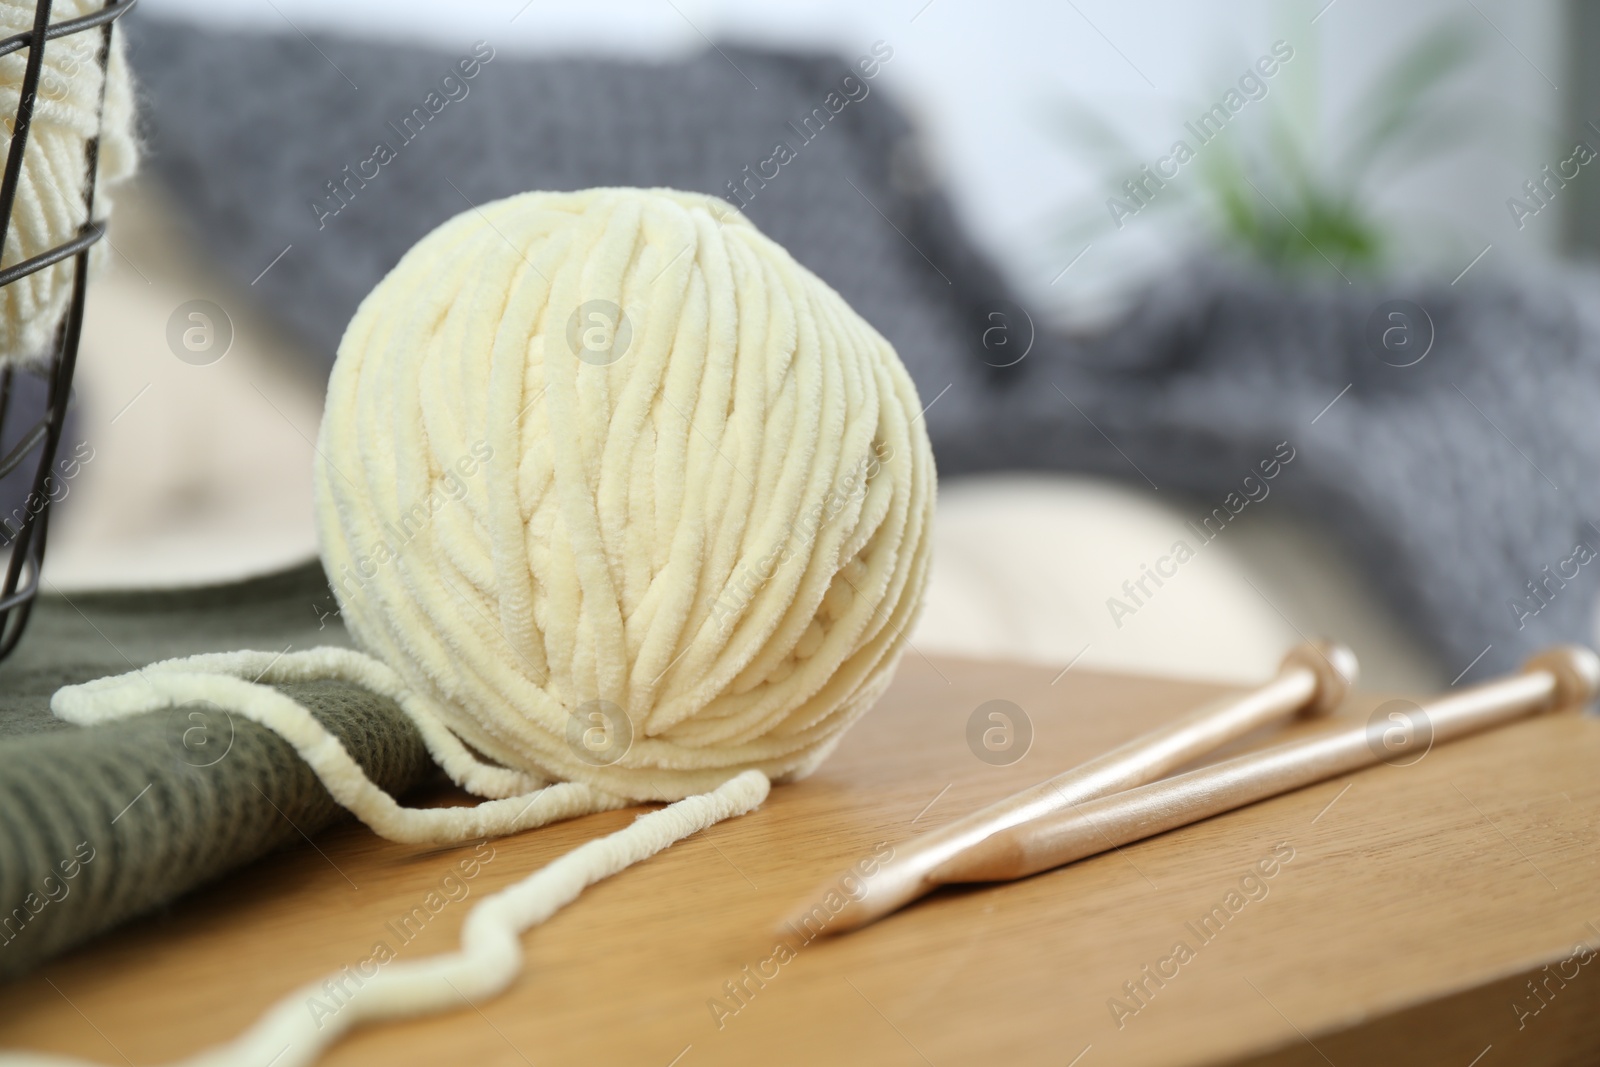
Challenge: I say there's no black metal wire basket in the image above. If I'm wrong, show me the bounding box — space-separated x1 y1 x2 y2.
0 0 133 661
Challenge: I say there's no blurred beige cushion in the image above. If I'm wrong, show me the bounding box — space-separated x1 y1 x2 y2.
914 475 1440 691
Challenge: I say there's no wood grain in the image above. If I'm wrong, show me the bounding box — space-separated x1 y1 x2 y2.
4 655 1600 1066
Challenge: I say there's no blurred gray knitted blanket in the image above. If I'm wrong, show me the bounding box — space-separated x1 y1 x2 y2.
123 22 1593 680
1024 263 1600 682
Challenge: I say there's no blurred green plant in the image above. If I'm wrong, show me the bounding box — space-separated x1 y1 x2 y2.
1053 18 1485 277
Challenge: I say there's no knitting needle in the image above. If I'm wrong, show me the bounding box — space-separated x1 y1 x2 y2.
933 644 1599 888
794 639 1358 936
845 645 1596 937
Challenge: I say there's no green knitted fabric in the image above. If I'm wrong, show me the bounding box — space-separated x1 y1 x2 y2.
0 562 433 980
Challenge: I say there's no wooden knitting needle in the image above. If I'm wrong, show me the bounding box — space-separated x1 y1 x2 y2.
813 644 1598 937
794 639 1358 936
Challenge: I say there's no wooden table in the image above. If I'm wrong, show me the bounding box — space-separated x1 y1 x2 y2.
6 655 1600 1066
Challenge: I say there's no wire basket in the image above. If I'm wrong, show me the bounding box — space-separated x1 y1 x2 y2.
0 0 133 661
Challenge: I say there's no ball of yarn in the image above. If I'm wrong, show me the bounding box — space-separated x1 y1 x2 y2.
316 187 936 801
0 0 136 364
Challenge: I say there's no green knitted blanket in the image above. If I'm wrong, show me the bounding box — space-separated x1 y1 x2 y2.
0 563 433 980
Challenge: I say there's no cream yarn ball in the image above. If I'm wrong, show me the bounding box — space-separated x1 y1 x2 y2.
0 0 136 364
317 186 937 801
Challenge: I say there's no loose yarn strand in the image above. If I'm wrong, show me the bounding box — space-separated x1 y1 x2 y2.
26 650 771 1065
57 648 547 800
50 649 631 844
0 770 769 1067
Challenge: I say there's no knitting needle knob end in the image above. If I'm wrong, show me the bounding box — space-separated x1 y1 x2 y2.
1281 638 1358 717
1524 644 1600 709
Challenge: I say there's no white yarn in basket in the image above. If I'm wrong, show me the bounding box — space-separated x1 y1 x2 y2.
0 0 135 364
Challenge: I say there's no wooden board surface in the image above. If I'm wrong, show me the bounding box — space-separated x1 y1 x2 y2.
5 654 1600 1066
